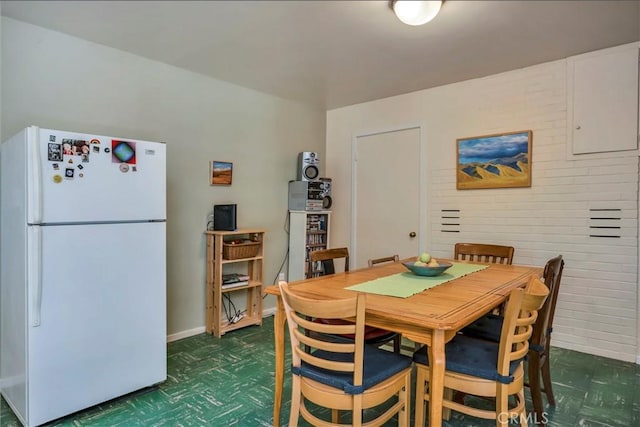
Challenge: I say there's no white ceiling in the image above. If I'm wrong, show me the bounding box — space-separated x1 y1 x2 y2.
2 1 639 110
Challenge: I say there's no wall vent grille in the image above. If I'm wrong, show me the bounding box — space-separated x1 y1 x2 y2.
441 209 460 233
588 208 621 238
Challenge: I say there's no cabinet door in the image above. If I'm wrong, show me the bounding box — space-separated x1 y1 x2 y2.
570 44 638 155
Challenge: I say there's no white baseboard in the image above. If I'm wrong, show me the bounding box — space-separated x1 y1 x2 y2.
166 309 276 343
167 326 206 343
636 355 640 365
262 307 276 317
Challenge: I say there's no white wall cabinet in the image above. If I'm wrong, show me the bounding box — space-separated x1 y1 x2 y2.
568 43 638 155
288 210 330 282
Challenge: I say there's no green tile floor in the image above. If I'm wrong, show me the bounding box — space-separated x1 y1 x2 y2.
1 315 639 426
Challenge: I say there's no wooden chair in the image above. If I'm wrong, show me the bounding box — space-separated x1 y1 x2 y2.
460 255 564 423
413 276 549 427
310 247 401 353
456 243 514 316
368 254 400 267
309 247 350 277
279 281 412 426
454 243 515 265
528 255 564 423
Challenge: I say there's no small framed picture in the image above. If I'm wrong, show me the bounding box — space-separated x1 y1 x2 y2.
210 161 233 185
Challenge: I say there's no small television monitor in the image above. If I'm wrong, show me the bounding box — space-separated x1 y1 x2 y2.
213 204 237 231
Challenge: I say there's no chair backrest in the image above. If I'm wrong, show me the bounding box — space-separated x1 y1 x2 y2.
454 243 515 265
497 276 549 378
279 281 365 387
367 254 400 268
309 247 350 276
530 255 564 352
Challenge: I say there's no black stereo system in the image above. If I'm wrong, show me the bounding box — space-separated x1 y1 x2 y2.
290 151 332 211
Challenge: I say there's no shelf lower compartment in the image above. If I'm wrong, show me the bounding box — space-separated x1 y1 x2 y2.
218 315 262 336
220 282 262 293
220 255 264 264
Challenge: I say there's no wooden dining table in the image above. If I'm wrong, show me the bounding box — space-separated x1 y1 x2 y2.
263 259 542 427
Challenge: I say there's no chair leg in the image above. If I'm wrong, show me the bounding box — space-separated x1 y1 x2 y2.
541 357 555 406
331 409 339 424
289 376 302 427
443 388 453 420
399 375 411 427
496 384 509 427
393 335 401 354
517 389 529 427
353 395 363 426
528 353 545 422
414 366 428 427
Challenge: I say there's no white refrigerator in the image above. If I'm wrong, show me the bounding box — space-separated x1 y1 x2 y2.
0 126 167 426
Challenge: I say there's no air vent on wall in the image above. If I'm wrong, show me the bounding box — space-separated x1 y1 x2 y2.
440 209 460 233
588 208 621 238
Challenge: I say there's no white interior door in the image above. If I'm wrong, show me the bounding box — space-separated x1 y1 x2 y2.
353 127 422 269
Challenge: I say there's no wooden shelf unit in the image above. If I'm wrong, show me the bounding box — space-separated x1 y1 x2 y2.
288 210 330 282
204 228 266 337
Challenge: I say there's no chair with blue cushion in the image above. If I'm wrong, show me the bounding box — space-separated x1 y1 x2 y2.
527 255 564 421
279 281 412 426
310 247 401 353
455 243 515 316
454 243 514 265
460 255 564 423
412 275 549 427
309 247 351 277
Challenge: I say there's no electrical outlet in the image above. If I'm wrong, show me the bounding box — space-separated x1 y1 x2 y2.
278 272 285 281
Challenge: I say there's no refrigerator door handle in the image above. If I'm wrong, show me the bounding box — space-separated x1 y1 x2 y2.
29 225 43 327
28 126 43 224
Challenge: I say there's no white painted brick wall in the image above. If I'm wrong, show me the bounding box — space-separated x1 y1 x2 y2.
327 45 639 362
429 58 638 363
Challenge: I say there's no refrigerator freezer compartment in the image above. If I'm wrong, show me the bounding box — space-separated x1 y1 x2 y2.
29 127 166 224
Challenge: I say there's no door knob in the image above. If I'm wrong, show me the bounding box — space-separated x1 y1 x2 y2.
409 232 416 238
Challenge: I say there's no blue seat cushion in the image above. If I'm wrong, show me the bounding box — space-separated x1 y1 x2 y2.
462 314 547 354
291 345 411 395
413 335 522 384
314 318 398 343
460 313 503 343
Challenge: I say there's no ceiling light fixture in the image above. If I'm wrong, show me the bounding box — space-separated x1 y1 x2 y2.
391 1 443 26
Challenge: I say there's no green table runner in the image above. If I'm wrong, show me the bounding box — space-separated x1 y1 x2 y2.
346 262 489 298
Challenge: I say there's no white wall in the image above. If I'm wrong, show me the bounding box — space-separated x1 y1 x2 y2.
327 44 639 362
1 17 326 338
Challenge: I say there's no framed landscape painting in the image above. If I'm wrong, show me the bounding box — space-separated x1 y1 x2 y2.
456 130 532 190
210 161 233 185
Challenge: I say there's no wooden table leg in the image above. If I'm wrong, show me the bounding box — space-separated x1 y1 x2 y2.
428 329 445 427
273 298 286 427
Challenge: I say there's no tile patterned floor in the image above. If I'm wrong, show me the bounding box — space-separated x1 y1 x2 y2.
1 315 639 426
